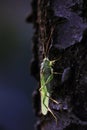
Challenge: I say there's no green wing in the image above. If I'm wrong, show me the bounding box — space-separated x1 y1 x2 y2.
40 72 49 115
41 85 49 115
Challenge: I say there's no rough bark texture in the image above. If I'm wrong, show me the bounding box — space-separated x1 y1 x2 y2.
27 0 87 130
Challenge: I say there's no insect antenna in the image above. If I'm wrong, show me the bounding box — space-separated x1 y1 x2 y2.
45 26 55 57
42 10 48 58
43 42 46 58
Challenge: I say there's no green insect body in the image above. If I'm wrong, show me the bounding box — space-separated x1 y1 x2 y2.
40 57 53 115
39 26 60 123
40 57 59 122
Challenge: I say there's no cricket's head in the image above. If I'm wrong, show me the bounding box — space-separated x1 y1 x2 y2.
43 57 51 68
43 57 55 67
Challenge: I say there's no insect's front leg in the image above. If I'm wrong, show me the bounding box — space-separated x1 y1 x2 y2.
50 56 61 65
39 86 44 92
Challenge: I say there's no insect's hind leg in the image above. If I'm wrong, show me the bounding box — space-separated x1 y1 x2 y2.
39 86 43 91
43 97 58 124
46 94 60 105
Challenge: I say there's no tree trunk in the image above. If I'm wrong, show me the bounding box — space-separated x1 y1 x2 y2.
27 0 87 129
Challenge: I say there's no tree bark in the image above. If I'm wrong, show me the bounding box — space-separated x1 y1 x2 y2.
27 0 87 129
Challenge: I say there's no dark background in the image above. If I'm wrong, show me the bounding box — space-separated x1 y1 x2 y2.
0 0 36 130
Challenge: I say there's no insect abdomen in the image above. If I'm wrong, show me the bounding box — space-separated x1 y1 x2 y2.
41 86 49 115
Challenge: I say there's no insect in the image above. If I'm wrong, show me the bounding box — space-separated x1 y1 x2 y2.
39 27 61 123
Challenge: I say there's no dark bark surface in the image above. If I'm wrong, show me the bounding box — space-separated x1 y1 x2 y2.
27 0 87 130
